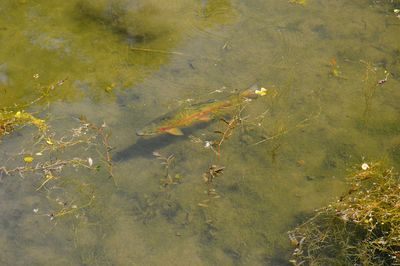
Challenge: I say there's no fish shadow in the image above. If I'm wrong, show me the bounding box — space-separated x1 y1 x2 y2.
113 123 210 162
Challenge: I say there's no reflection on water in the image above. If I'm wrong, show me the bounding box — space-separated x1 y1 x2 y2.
1 0 400 265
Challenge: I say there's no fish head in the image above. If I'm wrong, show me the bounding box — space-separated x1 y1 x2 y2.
239 84 260 99
240 84 275 98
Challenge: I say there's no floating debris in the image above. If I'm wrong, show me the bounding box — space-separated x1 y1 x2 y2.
204 141 212 149
377 70 389 85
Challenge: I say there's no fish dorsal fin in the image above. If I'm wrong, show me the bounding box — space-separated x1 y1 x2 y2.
165 128 184 136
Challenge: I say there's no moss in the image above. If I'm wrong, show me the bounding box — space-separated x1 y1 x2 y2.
289 162 400 265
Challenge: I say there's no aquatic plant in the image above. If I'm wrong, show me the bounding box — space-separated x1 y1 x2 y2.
0 115 115 221
288 162 400 265
203 164 225 185
152 151 184 187
0 110 47 138
79 116 115 184
359 60 391 125
0 77 67 140
211 116 241 156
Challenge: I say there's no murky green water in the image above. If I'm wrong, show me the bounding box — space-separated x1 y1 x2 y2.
1 0 399 265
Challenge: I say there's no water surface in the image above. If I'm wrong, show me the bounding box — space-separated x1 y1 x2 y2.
0 0 399 265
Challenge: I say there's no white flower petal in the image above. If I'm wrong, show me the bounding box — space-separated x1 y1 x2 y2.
361 163 369 170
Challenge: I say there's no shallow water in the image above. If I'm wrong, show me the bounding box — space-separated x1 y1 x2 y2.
0 0 399 265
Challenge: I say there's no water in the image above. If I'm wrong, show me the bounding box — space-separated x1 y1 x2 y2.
0 0 399 265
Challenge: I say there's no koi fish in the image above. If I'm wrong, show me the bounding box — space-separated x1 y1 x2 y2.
136 85 267 137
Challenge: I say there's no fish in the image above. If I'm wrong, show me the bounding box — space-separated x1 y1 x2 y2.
136 84 266 137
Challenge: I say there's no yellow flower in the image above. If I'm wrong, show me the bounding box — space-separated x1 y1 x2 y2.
15 111 22 118
255 87 268 96
24 156 34 163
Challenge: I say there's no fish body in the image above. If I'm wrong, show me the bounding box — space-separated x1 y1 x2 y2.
136 85 262 137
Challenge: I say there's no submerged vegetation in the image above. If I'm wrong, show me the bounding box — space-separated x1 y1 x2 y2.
0 82 115 222
0 116 114 220
289 163 400 265
0 110 47 139
0 78 66 140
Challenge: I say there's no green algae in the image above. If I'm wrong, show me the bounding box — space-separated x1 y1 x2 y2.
0 110 46 138
0 0 235 107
